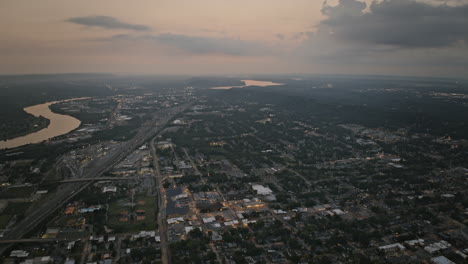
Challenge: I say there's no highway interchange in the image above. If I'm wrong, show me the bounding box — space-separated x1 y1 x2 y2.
0 102 194 257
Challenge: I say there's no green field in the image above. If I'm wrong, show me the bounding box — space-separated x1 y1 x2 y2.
0 186 36 199
0 202 32 229
107 195 157 233
0 215 14 229
2 202 32 216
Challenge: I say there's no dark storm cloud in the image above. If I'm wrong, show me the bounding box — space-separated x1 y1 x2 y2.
66 16 151 31
320 0 468 48
293 0 468 76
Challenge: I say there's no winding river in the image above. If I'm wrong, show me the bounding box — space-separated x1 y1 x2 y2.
0 98 88 150
1 80 281 149
209 79 284 90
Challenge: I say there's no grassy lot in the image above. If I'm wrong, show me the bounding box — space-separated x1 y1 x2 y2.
0 186 36 199
54 215 82 226
2 202 32 216
0 202 32 229
0 215 14 229
135 195 157 230
209 155 227 161
107 195 157 233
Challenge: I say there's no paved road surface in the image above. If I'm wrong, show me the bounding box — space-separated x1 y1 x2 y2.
150 136 171 264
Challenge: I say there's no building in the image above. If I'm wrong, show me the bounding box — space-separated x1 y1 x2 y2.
378 243 405 252
102 186 117 193
157 141 173 150
430 256 455 264
252 184 273 195
10 250 29 258
425 241 451 254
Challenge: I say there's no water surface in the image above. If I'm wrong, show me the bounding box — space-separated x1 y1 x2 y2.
0 98 88 150
209 80 283 90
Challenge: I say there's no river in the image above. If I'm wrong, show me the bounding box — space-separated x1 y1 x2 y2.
209 79 283 90
0 98 88 150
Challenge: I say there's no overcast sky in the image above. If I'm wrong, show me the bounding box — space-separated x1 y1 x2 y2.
1 0 467 77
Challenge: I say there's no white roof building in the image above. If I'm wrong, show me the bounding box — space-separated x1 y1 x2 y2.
455 250 467 259
405 239 425 247
138 231 156 237
67 241 75 250
167 217 184 224
425 241 451 254
175 194 188 200
332 209 345 215
252 184 273 195
203 217 216 224
10 250 29 258
33 256 52 264
273 209 287 215
185 226 194 234
102 186 117 193
431 256 455 264
378 243 405 252
64 259 76 264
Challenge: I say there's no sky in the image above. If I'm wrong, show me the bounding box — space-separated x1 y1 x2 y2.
0 0 467 77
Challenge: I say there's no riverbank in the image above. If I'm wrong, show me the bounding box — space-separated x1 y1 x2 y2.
0 98 89 150
0 116 50 141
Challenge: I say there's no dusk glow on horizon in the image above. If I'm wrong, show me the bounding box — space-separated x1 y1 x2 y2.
1 0 467 77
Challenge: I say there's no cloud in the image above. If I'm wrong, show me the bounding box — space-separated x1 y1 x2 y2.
291 0 468 77
94 33 270 56
417 0 468 6
148 34 266 55
291 32 307 40
66 16 151 31
276 34 285 40
94 34 133 42
319 0 468 48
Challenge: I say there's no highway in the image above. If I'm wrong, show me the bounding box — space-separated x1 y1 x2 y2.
0 238 71 244
0 102 194 256
54 176 146 183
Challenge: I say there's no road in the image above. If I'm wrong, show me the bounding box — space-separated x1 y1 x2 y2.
150 136 171 264
0 103 194 256
54 176 147 183
0 238 71 244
